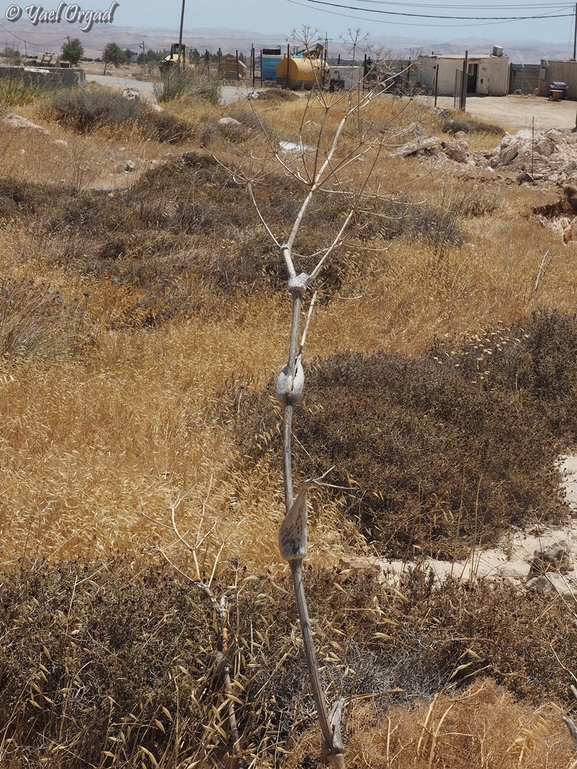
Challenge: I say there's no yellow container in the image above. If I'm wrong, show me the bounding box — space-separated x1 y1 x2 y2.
277 56 325 89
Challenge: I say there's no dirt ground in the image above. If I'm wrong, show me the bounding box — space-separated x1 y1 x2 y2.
78 61 577 134
420 93 577 133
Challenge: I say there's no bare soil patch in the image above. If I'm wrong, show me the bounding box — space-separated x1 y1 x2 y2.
421 93 577 133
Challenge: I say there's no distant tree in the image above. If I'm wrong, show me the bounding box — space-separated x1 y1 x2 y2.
136 48 163 77
2 46 22 65
124 48 138 63
190 47 201 65
102 42 127 74
145 49 163 64
61 38 84 66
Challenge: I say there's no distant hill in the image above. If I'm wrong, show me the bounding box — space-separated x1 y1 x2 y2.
1 21 572 63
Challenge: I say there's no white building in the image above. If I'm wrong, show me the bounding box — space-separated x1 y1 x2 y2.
416 48 510 97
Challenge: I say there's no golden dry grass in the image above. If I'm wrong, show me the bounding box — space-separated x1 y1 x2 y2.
1 81 576 767
1 86 576 563
284 679 577 768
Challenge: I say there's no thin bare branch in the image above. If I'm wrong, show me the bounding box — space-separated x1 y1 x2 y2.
248 183 281 248
309 210 354 283
299 292 317 352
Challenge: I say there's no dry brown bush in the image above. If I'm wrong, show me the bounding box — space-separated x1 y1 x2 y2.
0 559 575 768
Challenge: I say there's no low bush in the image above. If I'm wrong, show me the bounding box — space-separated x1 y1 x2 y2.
234 311 577 560
153 67 221 103
252 88 299 102
0 176 43 217
442 111 505 136
46 87 195 142
138 106 196 143
48 85 140 133
0 278 91 361
0 558 574 767
430 308 577 440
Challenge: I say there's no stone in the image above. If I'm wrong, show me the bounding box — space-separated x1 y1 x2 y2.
122 88 140 101
441 139 469 163
391 136 441 157
528 542 572 577
3 113 49 134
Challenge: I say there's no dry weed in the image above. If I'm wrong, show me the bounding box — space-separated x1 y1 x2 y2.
284 679 576 768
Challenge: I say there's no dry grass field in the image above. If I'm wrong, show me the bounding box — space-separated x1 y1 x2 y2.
1 64 577 767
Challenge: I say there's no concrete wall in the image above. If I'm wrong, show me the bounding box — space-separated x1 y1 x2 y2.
328 65 362 90
0 66 86 87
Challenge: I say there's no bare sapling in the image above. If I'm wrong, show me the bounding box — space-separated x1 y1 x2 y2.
157 492 247 768
563 683 577 756
243 44 407 764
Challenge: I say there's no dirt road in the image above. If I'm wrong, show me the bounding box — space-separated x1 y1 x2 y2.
418 93 577 133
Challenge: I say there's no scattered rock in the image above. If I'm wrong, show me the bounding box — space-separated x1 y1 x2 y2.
124 160 135 172
219 117 241 126
401 119 577 189
3 114 49 134
490 140 519 168
391 136 441 157
528 542 572 577
534 136 556 157
122 88 140 101
279 140 313 153
441 138 469 163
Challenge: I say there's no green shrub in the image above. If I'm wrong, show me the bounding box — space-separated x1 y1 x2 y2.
0 74 43 106
49 86 139 133
154 67 221 103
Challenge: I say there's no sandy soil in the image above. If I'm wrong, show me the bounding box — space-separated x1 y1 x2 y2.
419 93 577 133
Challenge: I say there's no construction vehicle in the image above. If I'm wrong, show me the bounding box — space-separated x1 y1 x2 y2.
159 43 188 73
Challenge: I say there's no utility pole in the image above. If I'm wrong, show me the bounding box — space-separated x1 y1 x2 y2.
178 0 186 69
460 50 468 111
572 3 577 61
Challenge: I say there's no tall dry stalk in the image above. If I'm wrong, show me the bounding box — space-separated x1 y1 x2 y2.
244 70 403 765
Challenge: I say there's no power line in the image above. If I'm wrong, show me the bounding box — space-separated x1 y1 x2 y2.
296 0 574 22
320 0 573 8
0 20 66 50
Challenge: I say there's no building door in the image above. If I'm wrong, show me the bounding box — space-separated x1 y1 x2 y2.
467 63 478 92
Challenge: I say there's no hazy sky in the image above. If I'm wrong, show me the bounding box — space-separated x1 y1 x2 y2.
1 0 576 45
112 0 575 43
